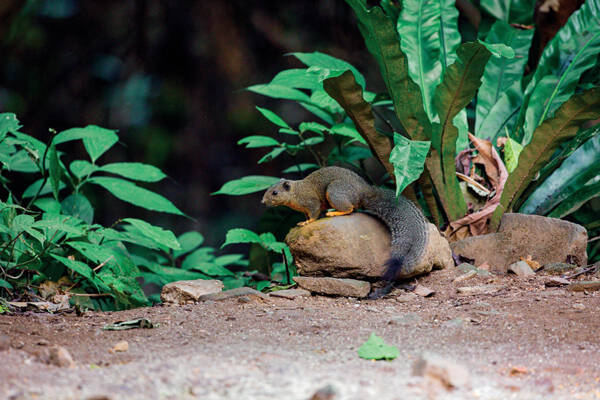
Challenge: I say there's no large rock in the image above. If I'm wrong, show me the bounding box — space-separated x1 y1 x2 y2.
161 279 224 304
285 213 452 281
451 213 587 273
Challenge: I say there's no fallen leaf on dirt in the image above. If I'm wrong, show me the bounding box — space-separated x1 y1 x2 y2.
457 285 504 296
357 333 399 361
103 318 158 331
545 277 570 287
413 284 435 297
566 281 600 292
110 341 129 353
509 365 529 376
453 270 477 283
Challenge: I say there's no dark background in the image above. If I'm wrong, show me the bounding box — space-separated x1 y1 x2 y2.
0 0 384 246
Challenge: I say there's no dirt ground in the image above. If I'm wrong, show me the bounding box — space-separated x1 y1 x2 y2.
1 266 600 400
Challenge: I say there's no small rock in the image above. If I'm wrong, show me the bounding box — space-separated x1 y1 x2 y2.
453 270 477 283
111 341 128 353
545 277 570 287
161 279 224 304
412 284 435 297
412 353 470 390
13 340 24 349
542 262 577 275
294 276 370 298
396 293 417 303
268 288 311 299
507 261 535 277
567 281 600 292
389 312 422 326
48 345 74 368
457 284 504 296
308 384 337 400
36 339 50 346
198 287 268 301
572 303 585 311
0 334 10 351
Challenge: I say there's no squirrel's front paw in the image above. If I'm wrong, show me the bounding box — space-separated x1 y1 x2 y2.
297 218 316 226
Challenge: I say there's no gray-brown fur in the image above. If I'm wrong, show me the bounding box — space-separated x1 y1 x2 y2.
262 166 429 282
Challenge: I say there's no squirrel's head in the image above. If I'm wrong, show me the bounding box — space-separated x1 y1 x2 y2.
261 179 293 206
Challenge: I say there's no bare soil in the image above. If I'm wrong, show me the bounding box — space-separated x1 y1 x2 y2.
1 267 600 400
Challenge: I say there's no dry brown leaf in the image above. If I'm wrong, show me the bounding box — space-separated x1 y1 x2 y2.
509 365 529 376
521 255 542 271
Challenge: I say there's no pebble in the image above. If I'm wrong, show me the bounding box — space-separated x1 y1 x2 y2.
413 284 435 297
507 261 535 277
453 270 477 283
412 352 470 390
111 341 129 353
572 303 585 310
457 285 504 295
48 345 74 368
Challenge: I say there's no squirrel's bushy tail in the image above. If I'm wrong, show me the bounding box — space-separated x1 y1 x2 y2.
361 187 428 282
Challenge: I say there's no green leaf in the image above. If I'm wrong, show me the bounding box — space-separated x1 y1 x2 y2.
180 247 215 268
491 87 600 229
181 256 234 276
299 102 335 125
237 135 280 148
290 51 366 89
141 264 210 285
298 137 324 147
0 278 13 289
122 218 180 251
478 40 515 58
54 125 119 162
480 0 535 25
270 68 321 90
48 144 61 200
247 84 311 103
7 150 38 172
99 163 166 182
548 179 600 218
344 0 430 141
477 82 522 143
258 147 286 164
33 218 85 236
22 179 66 198
309 90 344 114
67 242 115 265
330 123 367 144
520 133 600 215
299 122 329 135
397 0 444 121
50 253 95 281
255 106 290 129
88 176 184 216
34 198 61 213
221 228 262 248
0 113 22 136
323 71 395 177
70 160 97 179
476 22 533 137
173 231 204 258
432 42 491 220
214 254 245 267
357 333 399 361
389 133 430 197
516 0 600 144
212 175 280 196
503 137 523 173
61 194 94 224
282 163 319 173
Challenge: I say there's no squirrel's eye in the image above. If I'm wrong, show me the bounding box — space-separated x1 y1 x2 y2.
272 190 278 196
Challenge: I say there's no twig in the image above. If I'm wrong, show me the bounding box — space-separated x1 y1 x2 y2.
282 250 291 285
94 255 114 272
562 264 600 280
66 292 113 297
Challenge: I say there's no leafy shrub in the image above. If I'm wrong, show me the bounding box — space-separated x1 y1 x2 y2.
0 114 247 309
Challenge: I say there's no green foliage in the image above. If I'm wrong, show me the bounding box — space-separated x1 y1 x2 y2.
357 333 399 361
0 115 221 310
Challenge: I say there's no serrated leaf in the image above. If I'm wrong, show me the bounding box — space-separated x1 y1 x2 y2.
503 137 523 173
7 150 38 172
237 135 280 148
389 133 430 197
491 87 600 229
0 113 22 136
290 51 366 89
221 228 262 248
173 231 204 258
67 241 115 265
50 253 95 281
122 218 180 250
98 162 166 182
88 176 184 216
22 179 66 198
33 218 85 236
357 333 399 361
61 194 94 224
212 175 280 196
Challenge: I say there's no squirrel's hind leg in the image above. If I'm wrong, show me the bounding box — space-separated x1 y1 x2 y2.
325 182 358 217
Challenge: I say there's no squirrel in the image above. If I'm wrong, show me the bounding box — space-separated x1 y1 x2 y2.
261 166 428 298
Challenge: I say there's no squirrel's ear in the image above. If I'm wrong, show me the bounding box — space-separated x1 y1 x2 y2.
282 180 291 191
